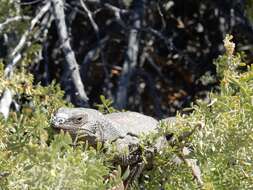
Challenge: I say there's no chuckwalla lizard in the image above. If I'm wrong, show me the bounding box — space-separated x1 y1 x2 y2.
51 108 174 150
51 108 202 187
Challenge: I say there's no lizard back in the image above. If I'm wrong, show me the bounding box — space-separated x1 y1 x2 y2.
105 111 159 136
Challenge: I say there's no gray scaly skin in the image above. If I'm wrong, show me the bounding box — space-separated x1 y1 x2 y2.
51 108 167 151
51 108 202 187
51 108 169 185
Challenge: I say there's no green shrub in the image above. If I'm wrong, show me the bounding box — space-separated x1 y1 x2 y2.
0 66 114 189
142 35 253 189
1 35 253 190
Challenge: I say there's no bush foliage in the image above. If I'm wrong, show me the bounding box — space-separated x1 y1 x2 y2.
0 35 252 190
142 36 253 189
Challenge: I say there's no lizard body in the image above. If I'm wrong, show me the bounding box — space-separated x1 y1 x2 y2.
51 108 202 188
51 108 164 150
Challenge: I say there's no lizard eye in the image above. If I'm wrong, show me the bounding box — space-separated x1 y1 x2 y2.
74 117 83 124
72 114 87 125
77 117 83 121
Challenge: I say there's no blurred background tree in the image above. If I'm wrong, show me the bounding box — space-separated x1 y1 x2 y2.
1 0 253 118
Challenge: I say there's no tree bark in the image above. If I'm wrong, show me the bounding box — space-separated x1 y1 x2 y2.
115 0 144 109
51 0 89 106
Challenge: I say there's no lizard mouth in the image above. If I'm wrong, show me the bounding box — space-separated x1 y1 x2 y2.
52 125 97 144
52 124 79 131
52 125 95 136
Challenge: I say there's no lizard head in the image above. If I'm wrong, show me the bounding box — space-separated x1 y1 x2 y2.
51 107 104 144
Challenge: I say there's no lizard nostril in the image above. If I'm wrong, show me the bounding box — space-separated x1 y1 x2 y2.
52 117 66 127
57 118 65 124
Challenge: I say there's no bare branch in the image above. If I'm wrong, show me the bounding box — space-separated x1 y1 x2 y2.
0 89 13 119
12 0 45 5
81 37 108 73
104 4 174 52
0 16 30 32
184 158 203 186
11 2 50 58
51 0 89 106
104 3 128 14
80 0 99 36
79 1 113 98
4 1 51 77
115 0 144 109
104 3 129 27
1 2 51 119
